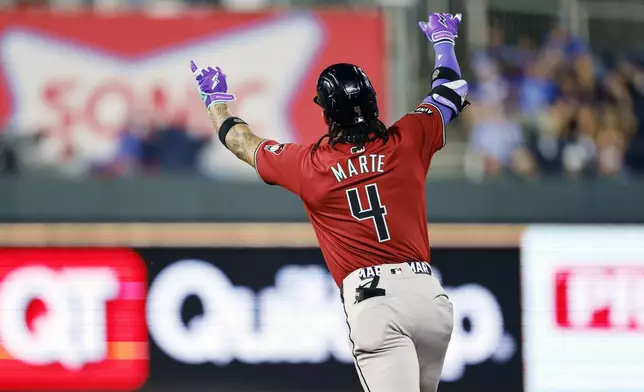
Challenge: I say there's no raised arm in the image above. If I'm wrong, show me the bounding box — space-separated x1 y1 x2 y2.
418 13 470 125
190 61 265 167
207 103 265 167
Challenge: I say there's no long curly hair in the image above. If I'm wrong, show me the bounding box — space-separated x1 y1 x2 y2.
312 118 390 153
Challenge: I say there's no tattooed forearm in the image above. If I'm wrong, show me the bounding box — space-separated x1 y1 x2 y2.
209 104 230 128
207 103 265 167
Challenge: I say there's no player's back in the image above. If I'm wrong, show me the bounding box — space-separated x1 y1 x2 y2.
297 105 444 286
255 104 444 286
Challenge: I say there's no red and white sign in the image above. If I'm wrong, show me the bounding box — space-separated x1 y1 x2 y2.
0 248 148 390
555 266 644 330
521 226 644 392
0 11 386 179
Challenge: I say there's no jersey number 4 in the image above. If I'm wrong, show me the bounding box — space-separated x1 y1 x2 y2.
346 183 391 242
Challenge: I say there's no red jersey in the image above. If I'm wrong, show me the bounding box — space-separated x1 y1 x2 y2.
255 103 445 287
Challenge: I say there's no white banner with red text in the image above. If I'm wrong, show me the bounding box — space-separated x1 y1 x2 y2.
0 11 386 179
521 226 644 392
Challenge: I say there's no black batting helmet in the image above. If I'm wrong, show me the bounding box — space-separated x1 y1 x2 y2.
313 63 379 127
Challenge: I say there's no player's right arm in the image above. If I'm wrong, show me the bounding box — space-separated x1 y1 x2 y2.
190 61 268 169
190 61 309 196
406 13 469 155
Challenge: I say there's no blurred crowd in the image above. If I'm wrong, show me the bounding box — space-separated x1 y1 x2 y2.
0 119 211 178
463 26 644 180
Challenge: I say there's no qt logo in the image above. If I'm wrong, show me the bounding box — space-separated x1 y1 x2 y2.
0 248 148 391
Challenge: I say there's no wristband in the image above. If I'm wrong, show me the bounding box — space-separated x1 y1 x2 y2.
219 117 247 147
431 31 456 46
430 82 470 118
431 67 461 84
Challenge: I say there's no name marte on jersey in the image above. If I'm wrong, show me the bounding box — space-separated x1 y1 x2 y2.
330 154 386 183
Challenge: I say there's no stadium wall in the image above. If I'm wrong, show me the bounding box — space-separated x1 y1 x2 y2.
1 178 643 223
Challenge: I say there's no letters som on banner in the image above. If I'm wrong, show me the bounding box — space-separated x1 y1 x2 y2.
0 248 148 391
0 11 386 180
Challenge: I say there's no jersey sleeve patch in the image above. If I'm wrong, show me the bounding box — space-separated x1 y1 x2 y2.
413 104 434 115
265 143 285 155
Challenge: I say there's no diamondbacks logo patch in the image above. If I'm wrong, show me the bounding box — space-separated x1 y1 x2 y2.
265 144 285 155
414 105 433 115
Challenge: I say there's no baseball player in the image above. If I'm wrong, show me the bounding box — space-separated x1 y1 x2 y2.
190 12 468 392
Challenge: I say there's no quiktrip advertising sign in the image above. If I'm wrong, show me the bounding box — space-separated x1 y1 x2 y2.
139 247 522 392
0 246 522 392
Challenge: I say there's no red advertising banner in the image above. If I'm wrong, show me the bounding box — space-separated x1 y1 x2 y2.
0 248 148 390
0 11 386 179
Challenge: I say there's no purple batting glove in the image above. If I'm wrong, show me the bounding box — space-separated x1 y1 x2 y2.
419 13 462 46
190 60 236 108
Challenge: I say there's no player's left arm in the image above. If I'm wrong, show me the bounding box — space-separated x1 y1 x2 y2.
418 13 470 128
190 61 265 168
400 12 469 158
